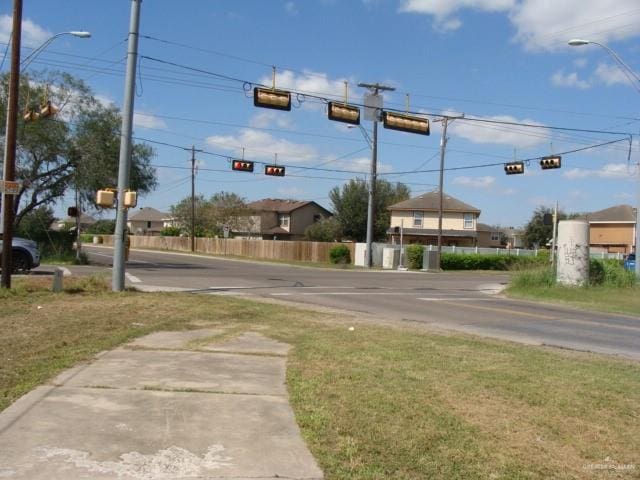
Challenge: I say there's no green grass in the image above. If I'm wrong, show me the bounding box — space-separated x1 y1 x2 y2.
506 264 640 316
1 276 639 479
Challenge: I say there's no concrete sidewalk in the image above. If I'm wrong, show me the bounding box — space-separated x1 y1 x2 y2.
0 330 323 479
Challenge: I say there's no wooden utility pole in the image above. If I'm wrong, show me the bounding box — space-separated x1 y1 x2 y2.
1 0 23 289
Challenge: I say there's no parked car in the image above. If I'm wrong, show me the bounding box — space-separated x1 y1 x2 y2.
623 253 636 271
0 235 41 273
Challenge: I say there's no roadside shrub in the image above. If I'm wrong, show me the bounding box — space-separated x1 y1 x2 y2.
405 244 424 269
440 253 547 271
160 226 183 237
510 266 556 288
590 259 635 287
329 245 351 264
79 234 94 243
86 220 116 235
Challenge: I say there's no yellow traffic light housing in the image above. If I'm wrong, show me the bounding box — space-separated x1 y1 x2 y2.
96 189 116 208
328 102 361 125
39 101 59 118
124 190 138 208
540 155 561 170
253 87 292 111
504 161 524 175
382 111 430 135
264 165 285 176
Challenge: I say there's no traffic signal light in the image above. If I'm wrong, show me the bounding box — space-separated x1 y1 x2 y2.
40 101 59 118
382 111 430 135
328 102 360 125
540 155 561 170
67 206 78 217
124 191 138 208
504 161 524 175
253 87 292 111
96 189 116 208
264 165 285 176
232 160 254 172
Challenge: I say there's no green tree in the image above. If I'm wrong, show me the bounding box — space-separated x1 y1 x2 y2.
169 192 249 237
304 217 342 242
0 72 156 228
14 206 56 239
330 178 410 241
523 206 567 248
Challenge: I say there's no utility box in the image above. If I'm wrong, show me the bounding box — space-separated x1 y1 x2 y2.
382 248 399 269
422 249 440 271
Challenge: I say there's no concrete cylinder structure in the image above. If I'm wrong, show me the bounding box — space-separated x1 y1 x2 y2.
556 220 590 286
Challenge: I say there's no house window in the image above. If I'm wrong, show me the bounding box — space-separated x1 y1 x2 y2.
147 221 152 229
463 213 474 229
313 214 321 223
278 214 289 228
491 232 500 241
413 211 423 227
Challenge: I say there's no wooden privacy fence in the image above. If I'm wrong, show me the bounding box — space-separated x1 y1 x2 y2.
99 235 354 264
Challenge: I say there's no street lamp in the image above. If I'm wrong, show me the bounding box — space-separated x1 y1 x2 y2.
1 26 90 288
20 31 91 70
568 38 640 277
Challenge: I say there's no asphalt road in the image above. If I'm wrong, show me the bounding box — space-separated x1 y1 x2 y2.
63 245 640 361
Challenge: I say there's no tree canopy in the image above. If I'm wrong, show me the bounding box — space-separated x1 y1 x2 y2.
170 191 250 237
523 206 567 248
0 72 157 228
329 178 410 241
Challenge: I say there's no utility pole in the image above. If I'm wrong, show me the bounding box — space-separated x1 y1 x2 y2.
112 0 142 292
1 0 22 289
191 145 196 252
436 114 463 271
551 201 558 268
75 186 81 262
358 82 395 268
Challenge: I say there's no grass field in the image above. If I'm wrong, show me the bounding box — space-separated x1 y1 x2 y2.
1 276 639 479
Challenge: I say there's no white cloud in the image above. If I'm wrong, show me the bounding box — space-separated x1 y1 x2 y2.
573 58 588 68
452 175 496 188
593 62 634 87
277 186 305 197
206 129 318 163
399 0 514 31
133 112 168 130
250 111 294 130
562 163 634 179
613 192 634 200
450 114 549 148
551 70 590 89
258 69 351 107
0 15 51 48
398 1 640 51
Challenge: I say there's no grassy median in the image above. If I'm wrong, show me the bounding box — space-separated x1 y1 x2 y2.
1 276 639 479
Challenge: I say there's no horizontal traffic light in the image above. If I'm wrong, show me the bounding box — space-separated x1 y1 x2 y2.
264 165 285 176
232 160 254 172
540 155 561 170
328 102 360 125
504 161 524 175
382 111 430 135
253 87 292 111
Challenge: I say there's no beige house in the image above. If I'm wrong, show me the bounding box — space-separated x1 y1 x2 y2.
585 204 636 254
128 207 174 236
243 199 332 240
388 192 481 246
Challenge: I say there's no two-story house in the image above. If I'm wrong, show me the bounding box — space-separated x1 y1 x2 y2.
585 204 636 254
244 199 332 240
127 207 174 236
387 192 481 246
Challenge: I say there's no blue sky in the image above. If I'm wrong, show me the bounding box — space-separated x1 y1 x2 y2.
2 0 639 228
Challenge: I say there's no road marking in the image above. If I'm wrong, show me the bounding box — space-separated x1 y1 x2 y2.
434 300 557 320
272 292 435 296
60 267 72 277
418 297 491 302
125 272 142 283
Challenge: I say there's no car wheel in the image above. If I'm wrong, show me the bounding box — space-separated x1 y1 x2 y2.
12 250 31 274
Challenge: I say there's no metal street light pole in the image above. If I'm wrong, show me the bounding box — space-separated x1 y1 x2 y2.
568 39 640 277
112 0 142 292
358 82 395 268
